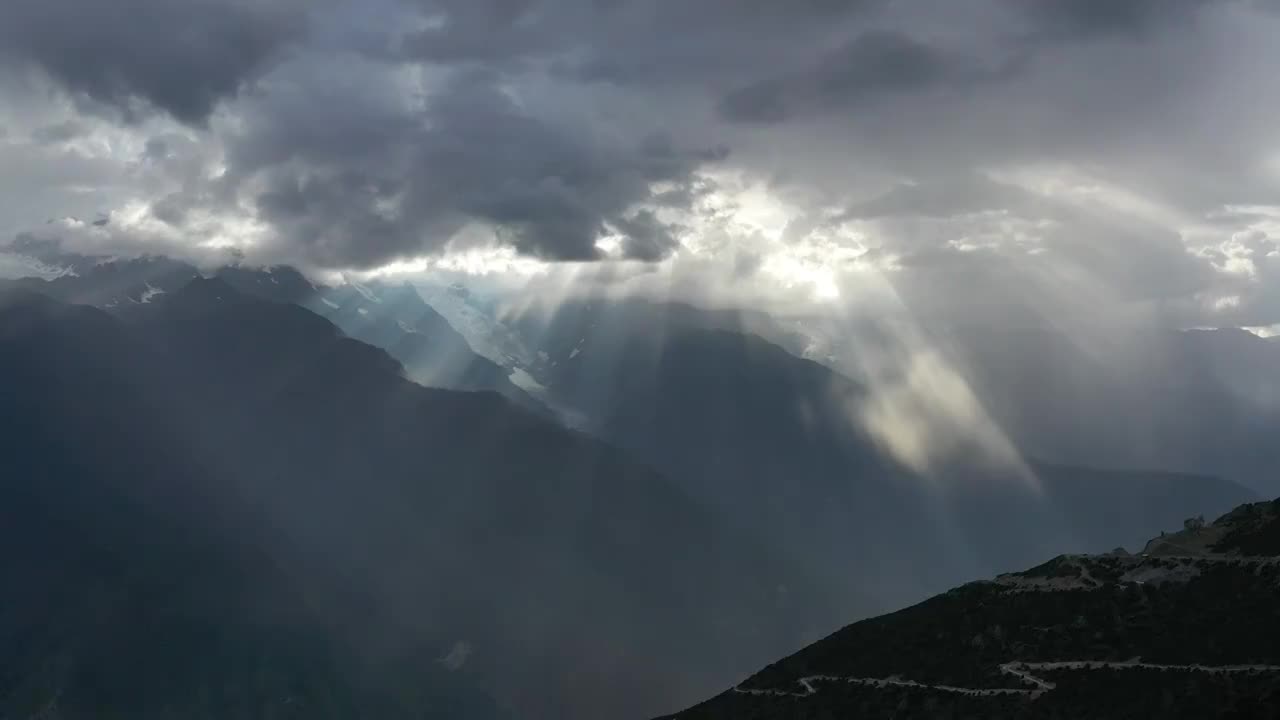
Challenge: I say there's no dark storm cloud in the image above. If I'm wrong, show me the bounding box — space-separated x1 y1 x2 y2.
397 0 881 85
230 67 719 266
0 0 306 125
405 78 710 262
1 0 1278 331
719 31 1005 124
394 0 546 66
1012 0 1217 37
715 0 1228 126
612 209 680 261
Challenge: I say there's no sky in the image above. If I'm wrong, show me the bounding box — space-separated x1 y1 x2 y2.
3 0 1280 330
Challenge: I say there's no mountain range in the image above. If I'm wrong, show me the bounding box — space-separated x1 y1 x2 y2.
0 256 541 412
0 278 828 719
506 295 1258 607
0 253 1268 718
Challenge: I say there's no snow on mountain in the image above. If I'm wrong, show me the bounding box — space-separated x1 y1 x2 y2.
350 282 382 304
139 282 165 304
420 283 539 372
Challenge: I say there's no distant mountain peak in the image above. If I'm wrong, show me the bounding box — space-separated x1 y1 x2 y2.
373 280 429 310
166 275 244 310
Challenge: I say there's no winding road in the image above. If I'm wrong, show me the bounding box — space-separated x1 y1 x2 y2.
733 660 1280 700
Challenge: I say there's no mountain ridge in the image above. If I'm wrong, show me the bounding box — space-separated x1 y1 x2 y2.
0 254 541 410
0 284 514 720
0 280 835 720
512 296 1256 612
662 496 1280 719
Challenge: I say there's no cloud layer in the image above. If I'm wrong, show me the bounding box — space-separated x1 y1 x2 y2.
3 0 1280 327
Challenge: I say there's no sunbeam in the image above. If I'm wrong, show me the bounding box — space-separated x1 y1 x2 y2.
4 1 1280 717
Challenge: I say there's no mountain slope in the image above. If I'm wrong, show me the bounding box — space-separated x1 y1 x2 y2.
0 288 510 720
212 266 546 411
292 278 545 414
664 498 1280 719
0 281 833 720
942 325 1280 494
421 282 542 371
513 298 1255 612
0 255 199 307
0 255 538 408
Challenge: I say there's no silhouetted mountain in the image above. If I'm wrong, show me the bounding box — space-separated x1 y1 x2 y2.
5 259 1266 716
0 281 833 720
645 309 1280 496
0 255 198 307
1 255 540 409
512 298 1256 613
663 497 1280 719
0 287 509 720
213 264 321 305
294 278 546 414
940 325 1280 494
